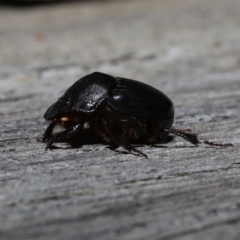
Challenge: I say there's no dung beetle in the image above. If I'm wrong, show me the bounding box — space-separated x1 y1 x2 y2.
39 72 233 158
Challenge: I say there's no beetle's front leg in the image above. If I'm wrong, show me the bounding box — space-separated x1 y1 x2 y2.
38 120 57 143
46 124 83 149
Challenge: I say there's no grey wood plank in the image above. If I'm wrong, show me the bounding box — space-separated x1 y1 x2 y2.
0 0 240 239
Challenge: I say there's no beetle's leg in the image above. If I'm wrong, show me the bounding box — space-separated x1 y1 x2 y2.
196 139 233 147
164 128 199 145
38 120 57 143
165 127 233 147
92 124 148 159
106 132 148 158
123 144 148 159
46 124 83 149
107 135 148 159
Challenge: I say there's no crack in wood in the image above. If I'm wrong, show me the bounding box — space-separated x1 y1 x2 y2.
158 216 240 240
0 138 29 143
0 95 36 103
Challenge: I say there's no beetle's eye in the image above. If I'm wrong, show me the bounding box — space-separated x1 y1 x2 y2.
61 117 70 122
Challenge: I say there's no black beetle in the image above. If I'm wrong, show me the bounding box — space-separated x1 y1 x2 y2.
39 72 233 158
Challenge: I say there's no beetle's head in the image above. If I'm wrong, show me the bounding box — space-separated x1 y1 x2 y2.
44 94 71 121
43 94 87 130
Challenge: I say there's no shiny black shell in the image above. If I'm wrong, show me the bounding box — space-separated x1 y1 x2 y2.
44 72 174 122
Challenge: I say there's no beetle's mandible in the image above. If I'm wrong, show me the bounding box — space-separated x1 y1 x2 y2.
39 72 233 158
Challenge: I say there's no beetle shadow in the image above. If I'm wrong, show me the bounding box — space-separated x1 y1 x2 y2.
67 131 102 148
42 130 102 150
49 134 172 152
45 134 198 152
107 146 141 157
145 136 198 149
68 132 174 149
145 135 173 149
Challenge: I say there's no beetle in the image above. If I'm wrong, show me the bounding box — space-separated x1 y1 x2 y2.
39 72 233 158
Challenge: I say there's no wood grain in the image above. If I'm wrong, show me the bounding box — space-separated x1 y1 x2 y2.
0 0 240 239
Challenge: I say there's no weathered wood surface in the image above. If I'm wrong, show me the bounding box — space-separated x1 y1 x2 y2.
0 0 240 239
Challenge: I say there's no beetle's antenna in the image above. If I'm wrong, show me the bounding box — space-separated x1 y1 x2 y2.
164 127 233 147
197 139 233 147
164 128 199 145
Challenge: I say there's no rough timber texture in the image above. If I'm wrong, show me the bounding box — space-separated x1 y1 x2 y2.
0 0 240 239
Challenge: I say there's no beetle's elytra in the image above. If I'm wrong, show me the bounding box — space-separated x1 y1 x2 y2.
39 72 233 158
